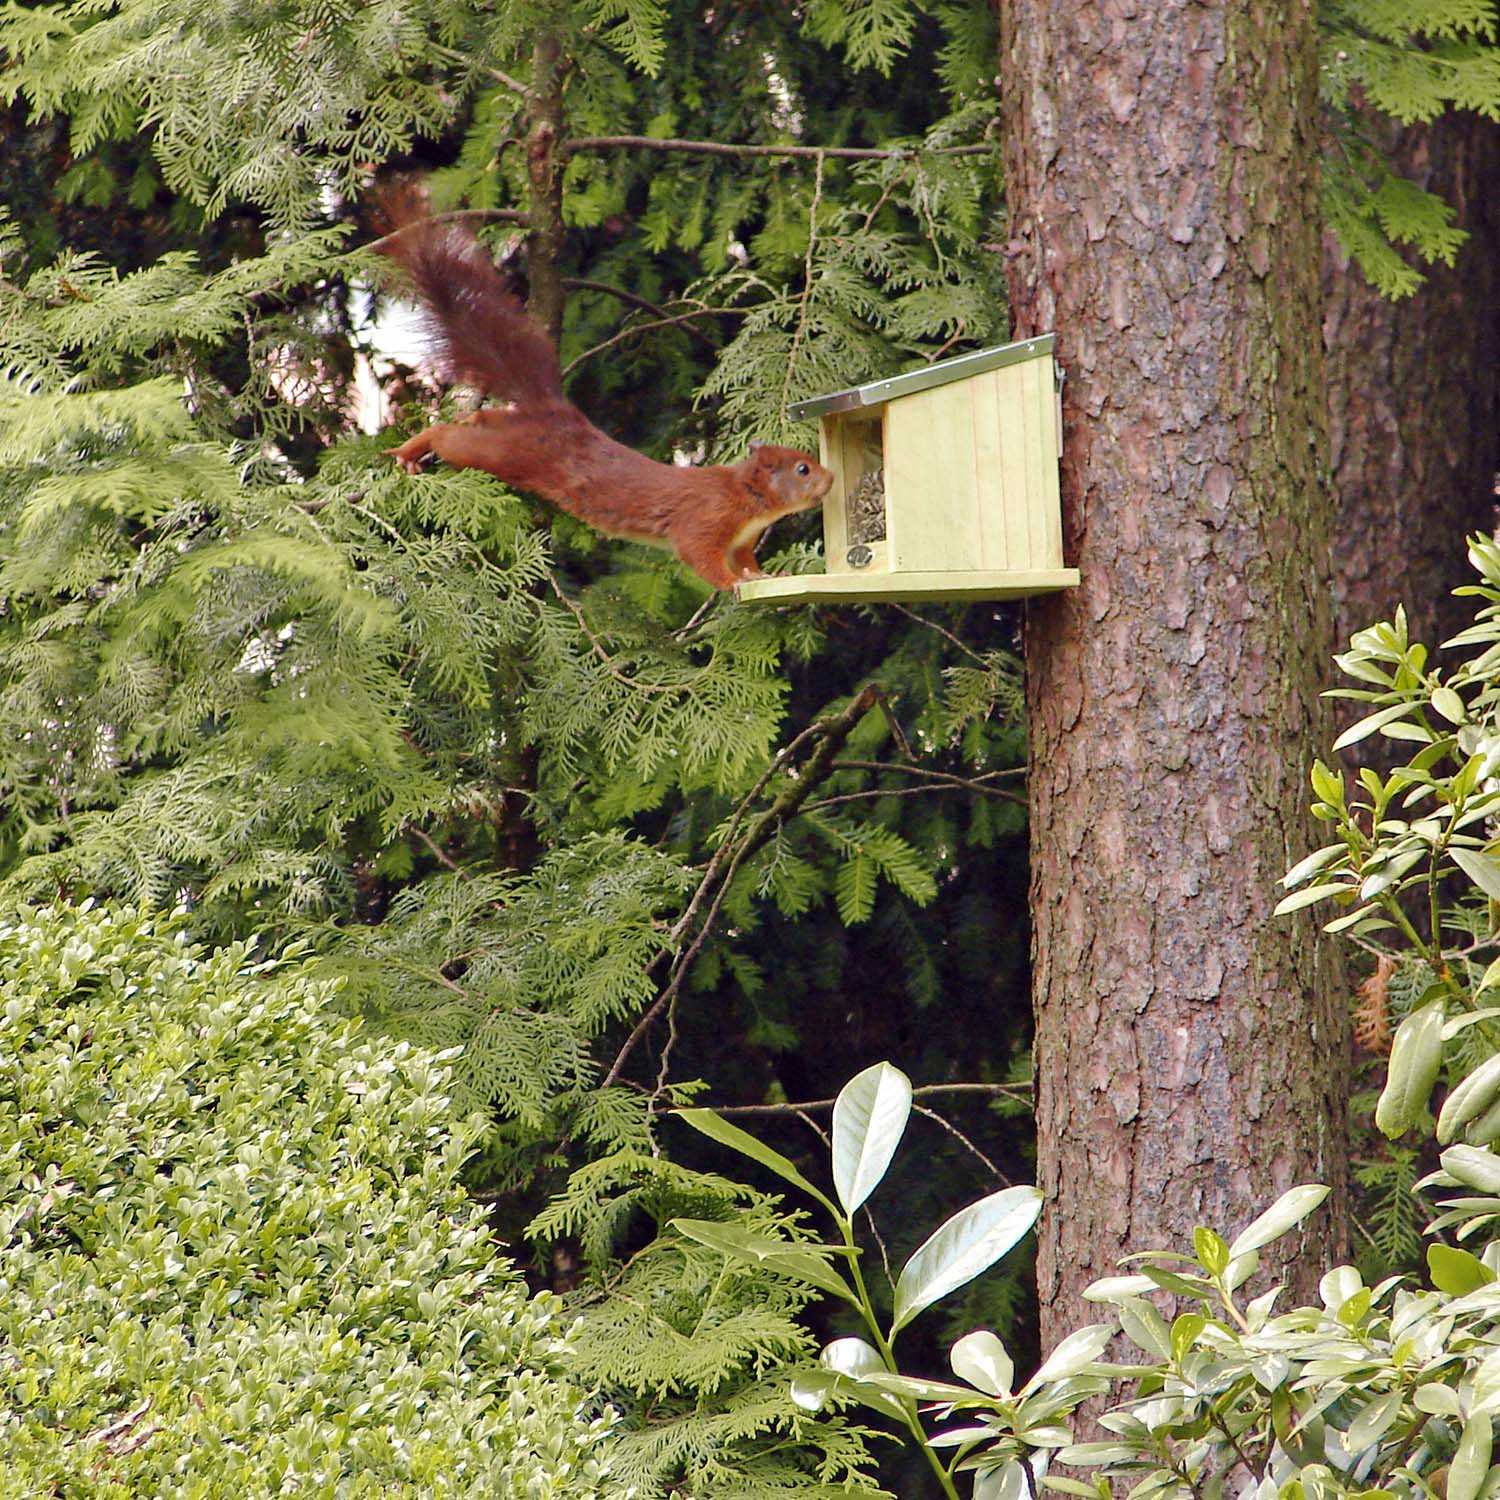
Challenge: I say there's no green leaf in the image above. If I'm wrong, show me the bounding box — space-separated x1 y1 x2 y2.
1345 1390 1404 1452
1375 1000 1445 1138
1452 847 1500 902
1332 702 1422 751
891 1185 1043 1334
1082 1274 1159 1301
1116 1297 1171 1360
1170 1312 1205 1362
790 1369 836 1412
674 1108 839 1216
821 1335 886 1377
1273 881 1352 916
1449 1412 1494 1500
831 1061 912 1215
1437 1055 1500 1144
1281 842 1349 888
1428 1243 1495 1295
1226 1184 1330 1259
1440 1144 1500 1193
950 1329 1015 1397
853 1370 980 1403
1023 1324 1114 1391
1431 686 1468 724
671 1219 859 1303
1193 1226 1229 1276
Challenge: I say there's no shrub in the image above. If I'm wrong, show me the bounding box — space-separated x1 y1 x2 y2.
0 902 619 1500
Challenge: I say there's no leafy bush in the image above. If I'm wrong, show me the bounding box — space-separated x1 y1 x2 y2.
0 902 619 1500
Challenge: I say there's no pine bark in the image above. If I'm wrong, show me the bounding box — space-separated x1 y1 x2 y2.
999 0 1349 1333
1324 111 1500 656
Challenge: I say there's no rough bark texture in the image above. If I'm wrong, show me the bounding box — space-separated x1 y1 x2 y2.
1000 0 1350 1334
1324 112 1500 659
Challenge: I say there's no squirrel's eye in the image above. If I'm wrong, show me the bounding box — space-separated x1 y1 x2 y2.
796 462 809 475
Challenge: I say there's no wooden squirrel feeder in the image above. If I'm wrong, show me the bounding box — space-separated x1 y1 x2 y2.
737 334 1079 603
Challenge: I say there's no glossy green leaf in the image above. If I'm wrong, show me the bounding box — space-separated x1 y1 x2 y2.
671 1219 857 1303
891 1185 1043 1334
1117 1297 1171 1360
1282 843 1348 888
1429 1243 1494 1295
675 1108 838 1216
821 1335 885 1377
1453 846 1500 903
1438 1055 1500 1144
1432 686 1468 724
1024 1324 1114 1391
950 1329 1014 1397
1170 1312 1205 1363
1273 882 1351 916
1345 1390 1404 1452
1332 702 1421 751
1226 1184 1330 1259
831 1061 912 1216
790 1369 836 1412
1375 1000 1445 1138
1440 1144 1500 1193
1448 1412 1493 1500
1193 1226 1228 1276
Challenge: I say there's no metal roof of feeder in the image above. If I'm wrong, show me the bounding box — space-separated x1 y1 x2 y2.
787 333 1059 421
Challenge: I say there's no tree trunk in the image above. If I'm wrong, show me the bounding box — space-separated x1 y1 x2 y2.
1000 0 1350 1336
1324 110 1500 657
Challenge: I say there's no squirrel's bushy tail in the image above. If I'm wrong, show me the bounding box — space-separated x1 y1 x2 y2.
373 183 564 405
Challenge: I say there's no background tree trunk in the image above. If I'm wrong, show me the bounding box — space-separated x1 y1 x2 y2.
1324 110 1500 656
1000 0 1350 1336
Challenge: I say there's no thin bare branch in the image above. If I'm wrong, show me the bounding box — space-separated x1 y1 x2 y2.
563 304 748 376
604 686 882 1090
564 135 997 162
912 1101 1012 1186
710 1081 1028 1116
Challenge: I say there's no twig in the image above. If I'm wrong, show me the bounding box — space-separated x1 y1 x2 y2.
564 135 997 162
887 601 990 664
913 1102 1012 1186
408 824 470 878
780 150 825 425
563 304 748 376
561 276 678 319
603 686 881 1089
832 759 1026 784
547 576 678 694
928 322 966 363
711 1081 1028 1116
873 685 915 760
673 592 721 640
804 781 1025 811
428 41 532 98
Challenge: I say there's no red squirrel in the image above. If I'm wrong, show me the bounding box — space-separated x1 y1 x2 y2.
375 199 832 591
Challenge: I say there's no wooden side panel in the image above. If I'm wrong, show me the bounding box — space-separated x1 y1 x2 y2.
968 368 1008 567
1020 353 1063 569
886 379 982 570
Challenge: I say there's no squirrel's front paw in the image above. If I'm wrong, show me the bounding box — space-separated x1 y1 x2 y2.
385 444 432 476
